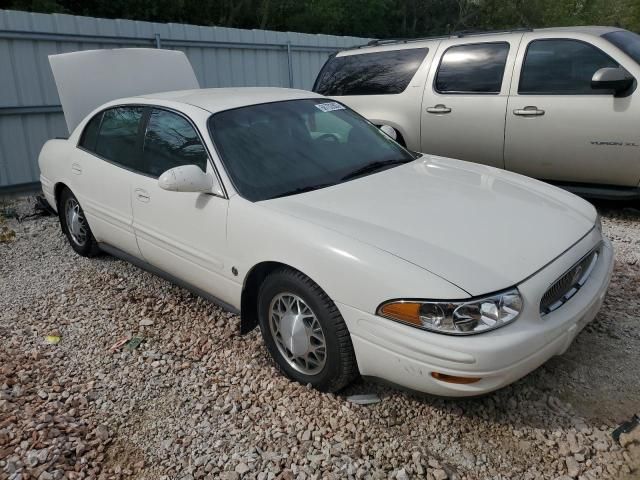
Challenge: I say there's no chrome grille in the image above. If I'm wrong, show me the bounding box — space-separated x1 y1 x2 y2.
540 248 599 315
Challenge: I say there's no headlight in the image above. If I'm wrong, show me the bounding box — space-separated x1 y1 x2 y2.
377 288 523 335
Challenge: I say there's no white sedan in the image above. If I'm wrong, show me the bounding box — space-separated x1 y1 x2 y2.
39 49 613 396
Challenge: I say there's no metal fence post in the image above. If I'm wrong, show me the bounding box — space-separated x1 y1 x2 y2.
286 41 293 87
154 33 161 48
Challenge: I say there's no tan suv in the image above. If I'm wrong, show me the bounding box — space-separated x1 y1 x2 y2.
313 27 640 199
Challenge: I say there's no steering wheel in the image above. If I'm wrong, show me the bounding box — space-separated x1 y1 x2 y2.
316 133 339 143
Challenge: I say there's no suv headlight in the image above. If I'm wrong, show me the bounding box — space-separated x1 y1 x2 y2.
377 288 523 335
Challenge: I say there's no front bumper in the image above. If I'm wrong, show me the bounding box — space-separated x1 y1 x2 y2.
338 230 614 397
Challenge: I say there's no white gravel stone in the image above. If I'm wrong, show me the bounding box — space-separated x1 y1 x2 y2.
0 195 639 479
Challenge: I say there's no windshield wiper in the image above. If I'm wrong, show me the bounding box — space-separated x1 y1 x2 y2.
270 183 334 199
340 159 412 182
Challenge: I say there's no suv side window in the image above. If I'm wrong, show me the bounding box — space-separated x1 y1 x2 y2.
142 109 209 178
313 48 428 96
519 39 619 94
94 106 145 170
435 42 510 94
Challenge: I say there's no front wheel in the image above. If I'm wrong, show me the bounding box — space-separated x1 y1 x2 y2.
58 188 100 257
258 268 358 392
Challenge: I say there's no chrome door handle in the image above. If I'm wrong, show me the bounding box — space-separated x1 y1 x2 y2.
426 104 452 114
71 163 82 175
513 106 545 116
135 188 150 203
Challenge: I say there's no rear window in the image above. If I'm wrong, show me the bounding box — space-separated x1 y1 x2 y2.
313 48 428 96
94 107 144 170
603 30 640 65
435 42 510 94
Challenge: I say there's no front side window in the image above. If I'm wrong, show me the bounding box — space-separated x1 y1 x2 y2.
603 30 640 65
519 39 619 94
208 99 415 202
94 106 144 170
313 48 428 96
142 109 208 177
435 42 510 94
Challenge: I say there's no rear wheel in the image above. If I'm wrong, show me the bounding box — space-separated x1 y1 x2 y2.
58 188 100 257
258 267 358 392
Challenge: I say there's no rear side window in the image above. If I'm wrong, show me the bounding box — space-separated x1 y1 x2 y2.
141 109 209 178
519 39 619 94
435 42 510 94
313 48 428 96
94 107 144 170
78 112 102 151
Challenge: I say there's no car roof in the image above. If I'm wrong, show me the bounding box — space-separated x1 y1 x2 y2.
337 26 625 56
135 87 324 113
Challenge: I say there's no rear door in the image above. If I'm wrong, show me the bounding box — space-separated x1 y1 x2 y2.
73 105 145 258
504 32 640 186
420 34 523 168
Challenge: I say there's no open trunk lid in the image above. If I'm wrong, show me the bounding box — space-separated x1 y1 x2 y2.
49 48 199 133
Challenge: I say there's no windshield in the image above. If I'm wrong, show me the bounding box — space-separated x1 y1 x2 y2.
603 30 640 65
208 99 415 201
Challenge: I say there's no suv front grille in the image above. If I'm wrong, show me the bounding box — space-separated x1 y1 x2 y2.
540 247 600 315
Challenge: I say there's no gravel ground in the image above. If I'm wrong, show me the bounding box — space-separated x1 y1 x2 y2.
1 195 639 480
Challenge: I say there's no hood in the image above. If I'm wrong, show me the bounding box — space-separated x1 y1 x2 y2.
263 155 596 296
49 48 199 133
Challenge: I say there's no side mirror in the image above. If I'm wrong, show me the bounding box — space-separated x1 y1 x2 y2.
158 165 215 193
592 67 634 96
379 125 398 141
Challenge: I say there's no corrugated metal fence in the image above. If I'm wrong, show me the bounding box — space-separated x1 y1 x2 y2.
0 9 369 192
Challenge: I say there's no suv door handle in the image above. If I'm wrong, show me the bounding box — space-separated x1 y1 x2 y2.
135 188 150 203
513 106 545 117
426 104 452 114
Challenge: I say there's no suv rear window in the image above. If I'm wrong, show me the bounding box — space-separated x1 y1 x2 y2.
313 48 428 96
435 42 510 94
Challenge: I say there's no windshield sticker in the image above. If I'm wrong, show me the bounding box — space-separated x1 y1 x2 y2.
315 102 346 112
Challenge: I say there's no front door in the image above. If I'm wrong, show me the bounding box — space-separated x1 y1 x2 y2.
504 33 640 186
130 108 235 305
420 35 522 168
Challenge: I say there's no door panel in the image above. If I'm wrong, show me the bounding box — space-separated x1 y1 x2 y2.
420 35 523 168
73 149 140 257
131 176 235 304
505 34 640 186
131 108 236 305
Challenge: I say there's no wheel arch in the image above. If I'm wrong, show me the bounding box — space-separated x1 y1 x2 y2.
53 182 70 211
240 261 321 335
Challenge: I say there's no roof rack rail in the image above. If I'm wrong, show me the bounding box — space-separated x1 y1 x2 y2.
349 27 533 50
452 27 532 37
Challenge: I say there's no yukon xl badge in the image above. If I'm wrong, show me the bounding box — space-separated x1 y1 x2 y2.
591 141 640 147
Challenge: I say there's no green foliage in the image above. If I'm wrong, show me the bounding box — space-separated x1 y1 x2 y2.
1 0 638 37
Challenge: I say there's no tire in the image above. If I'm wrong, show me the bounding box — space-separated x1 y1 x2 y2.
258 267 358 392
58 188 100 257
